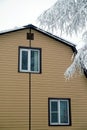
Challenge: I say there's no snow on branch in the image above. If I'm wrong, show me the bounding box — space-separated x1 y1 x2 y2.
64 44 87 79
38 0 87 35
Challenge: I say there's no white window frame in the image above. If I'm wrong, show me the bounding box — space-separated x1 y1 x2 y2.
49 98 70 126
19 48 41 73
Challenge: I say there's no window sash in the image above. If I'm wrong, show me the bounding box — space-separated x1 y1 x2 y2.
30 50 40 72
20 49 29 72
49 99 70 125
60 100 69 124
19 48 40 73
21 50 28 70
50 100 59 124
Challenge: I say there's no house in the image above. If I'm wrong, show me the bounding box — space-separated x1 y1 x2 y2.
0 24 87 130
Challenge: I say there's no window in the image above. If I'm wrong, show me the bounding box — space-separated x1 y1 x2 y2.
48 98 71 126
19 47 41 73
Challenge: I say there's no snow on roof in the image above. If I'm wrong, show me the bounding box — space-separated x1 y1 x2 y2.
0 26 24 34
0 24 76 52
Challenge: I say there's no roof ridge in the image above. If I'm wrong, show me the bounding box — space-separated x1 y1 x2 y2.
0 24 76 52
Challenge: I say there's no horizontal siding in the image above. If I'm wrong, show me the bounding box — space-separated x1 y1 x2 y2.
31 30 87 130
0 28 87 130
0 30 29 130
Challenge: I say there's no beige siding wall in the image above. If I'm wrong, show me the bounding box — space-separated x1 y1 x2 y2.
0 29 87 130
31 30 87 130
0 30 29 130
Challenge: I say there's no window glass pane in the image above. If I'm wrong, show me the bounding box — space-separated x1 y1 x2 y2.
22 51 28 70
60 101 69 123
51 101 58 112
51 113 58 123
31 50 39 72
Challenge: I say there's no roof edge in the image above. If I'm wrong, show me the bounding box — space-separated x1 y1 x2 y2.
0 24 76 52
25 24 76 52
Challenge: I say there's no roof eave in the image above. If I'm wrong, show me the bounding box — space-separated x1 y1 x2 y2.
25 24 76 51
0 24 76 52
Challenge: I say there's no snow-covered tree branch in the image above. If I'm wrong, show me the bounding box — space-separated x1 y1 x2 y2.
38 0 87 79
64 32 87 79
38 0 87 35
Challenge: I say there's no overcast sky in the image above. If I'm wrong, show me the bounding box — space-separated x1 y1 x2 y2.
0 0 85 49
0 0 57 30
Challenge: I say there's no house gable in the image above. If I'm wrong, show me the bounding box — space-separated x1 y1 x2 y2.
0 24 87 130
0 24 76 53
